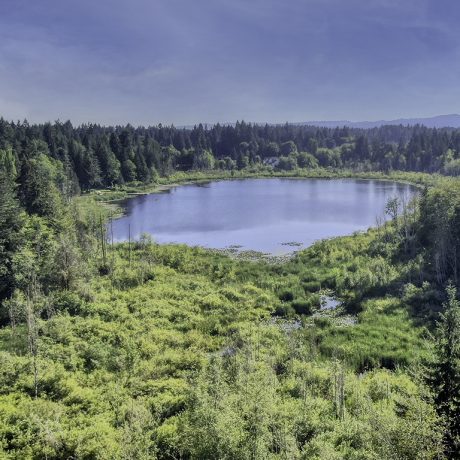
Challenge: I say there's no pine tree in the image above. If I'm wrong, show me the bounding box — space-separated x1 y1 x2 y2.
0 146 17 177
121 159 137 182
0 171 23 303
134 147 149 182
95 138 121 186
19 154 64 222
430 283 460 457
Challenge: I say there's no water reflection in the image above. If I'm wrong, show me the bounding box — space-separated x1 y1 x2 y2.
111 178 417 254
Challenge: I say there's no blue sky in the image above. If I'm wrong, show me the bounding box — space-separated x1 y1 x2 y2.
1 0 459 125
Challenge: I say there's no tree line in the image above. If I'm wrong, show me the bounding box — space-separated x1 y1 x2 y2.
3 115 460 456
2 118 460 192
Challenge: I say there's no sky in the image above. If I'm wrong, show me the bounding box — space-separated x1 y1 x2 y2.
1 0 460 126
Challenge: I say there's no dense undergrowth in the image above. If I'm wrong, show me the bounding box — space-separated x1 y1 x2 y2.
0 226 444 458
2 166 460 458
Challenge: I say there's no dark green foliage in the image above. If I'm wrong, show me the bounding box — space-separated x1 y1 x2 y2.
73 143 102 189
0 147 16 177
418 182 460 284
429 284 460 457
1 117 460 193
121 159 137 182
134 148 150 182
277 155 298 171
1 111 460 456
291 299 313 315
280 140 298 155
297 151 319 168
95 138 121 186
18 154 65 222
0 172 23 303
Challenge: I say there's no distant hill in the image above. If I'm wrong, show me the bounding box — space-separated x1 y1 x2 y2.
296 114 460 129
181 115 460 130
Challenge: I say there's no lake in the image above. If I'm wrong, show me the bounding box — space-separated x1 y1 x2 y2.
110 178 417 254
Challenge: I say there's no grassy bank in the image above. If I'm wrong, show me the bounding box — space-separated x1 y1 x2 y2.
84 168 444 204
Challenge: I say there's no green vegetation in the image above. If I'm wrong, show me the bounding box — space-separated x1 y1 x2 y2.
0 235 444 459
1 118 460 193
429 284 460 456
2 120 460 458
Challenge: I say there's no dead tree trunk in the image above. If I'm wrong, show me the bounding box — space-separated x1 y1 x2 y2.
26 285 39 398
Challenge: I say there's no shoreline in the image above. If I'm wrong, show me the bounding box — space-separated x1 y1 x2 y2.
87 168 438 210
83 170 432 263
89 169 435 222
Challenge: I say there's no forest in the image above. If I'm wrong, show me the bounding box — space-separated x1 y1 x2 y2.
1 119 460 458
2 118 460 192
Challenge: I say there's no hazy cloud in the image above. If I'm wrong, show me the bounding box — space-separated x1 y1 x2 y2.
0 0 459 125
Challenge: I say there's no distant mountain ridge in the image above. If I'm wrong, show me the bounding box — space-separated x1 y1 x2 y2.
181 114 460 130
295 114 460 129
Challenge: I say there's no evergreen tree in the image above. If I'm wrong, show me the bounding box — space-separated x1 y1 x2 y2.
18 152 67 235
69 140 102 189
0 146 17 177
109 132 122 162
134 147 150 182
95 138 121 186
0 117 459 192
0 171 23 304
121 159 137 182
430 283 460 457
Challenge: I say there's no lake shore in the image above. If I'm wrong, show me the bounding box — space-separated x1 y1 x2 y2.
107 176 418 254
81 168 442 218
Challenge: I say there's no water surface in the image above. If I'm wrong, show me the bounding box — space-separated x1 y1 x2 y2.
111 178 416 254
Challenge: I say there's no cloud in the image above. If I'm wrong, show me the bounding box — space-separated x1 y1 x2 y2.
0 0 459 124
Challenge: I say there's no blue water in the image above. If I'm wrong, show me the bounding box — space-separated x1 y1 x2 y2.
111 178 417 254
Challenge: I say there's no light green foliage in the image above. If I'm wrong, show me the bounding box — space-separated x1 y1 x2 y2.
2 173 458 458
314 147 342 168
0 229 444 458
193 149 215 170
0 147 17 178
319 298 428 370
2 116 460 456
20 153 66 222
174 339 441 459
